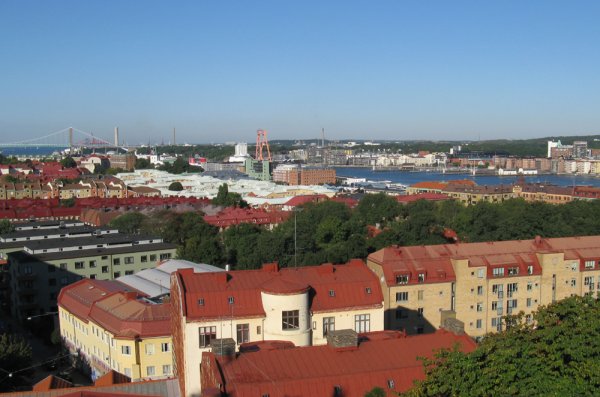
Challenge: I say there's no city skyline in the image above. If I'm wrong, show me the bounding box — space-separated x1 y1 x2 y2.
1 1 599 143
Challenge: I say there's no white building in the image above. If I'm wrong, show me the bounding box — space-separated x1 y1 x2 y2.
170 260 384 397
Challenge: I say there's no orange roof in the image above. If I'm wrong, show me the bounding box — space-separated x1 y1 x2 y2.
202 329 476 396
409 181 447 190
33 375 74 391
174 259 383 321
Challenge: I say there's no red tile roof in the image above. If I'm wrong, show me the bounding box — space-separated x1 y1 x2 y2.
174 259 383 321
58 279 170 339
33 375 74 391
369 235 600 284
201 329 476 397
409 181 447 190
203 207 290 228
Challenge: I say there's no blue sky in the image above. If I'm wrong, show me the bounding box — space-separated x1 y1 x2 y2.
1 1 599 144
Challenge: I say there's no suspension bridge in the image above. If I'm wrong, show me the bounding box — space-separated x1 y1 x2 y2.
0 127 130 154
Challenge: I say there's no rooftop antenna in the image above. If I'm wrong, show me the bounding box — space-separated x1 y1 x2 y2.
173 127 176 146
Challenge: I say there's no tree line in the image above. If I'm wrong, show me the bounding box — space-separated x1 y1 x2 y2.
108 194 600 269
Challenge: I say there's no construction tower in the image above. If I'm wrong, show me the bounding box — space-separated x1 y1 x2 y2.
255 129 272 161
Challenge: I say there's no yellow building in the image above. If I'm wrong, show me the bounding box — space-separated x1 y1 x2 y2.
442 184 514 205
58 279 173 381
367 235 600 339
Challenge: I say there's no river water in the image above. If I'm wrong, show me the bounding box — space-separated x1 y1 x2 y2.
334 167 600 188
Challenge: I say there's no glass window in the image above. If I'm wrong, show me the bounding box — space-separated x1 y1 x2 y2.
145 344 154 355
150 254 157 261
141 255 148 263
323 317 335 337
113 258 120 266
146 366 155 376
102 266 109 273
162 365 171 375
395 274 409 284
395 292 409 302
354 314 370 333
282 310 299 330
199 326 216 347
89 260 97 268
121 345 131 355
124 256 134 264
236 323 249 344
161 342 170 352
75 261 84 269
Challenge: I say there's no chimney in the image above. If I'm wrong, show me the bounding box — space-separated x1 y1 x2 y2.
440 311 465 335
534 235 542 246
210 338 236 358
262 262 279 273
327 329 358 349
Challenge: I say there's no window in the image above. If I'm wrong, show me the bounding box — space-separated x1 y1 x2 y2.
396 292 409 302
507 283 518 294
396 274 409 284
101 266 109 273
328 289 335 297
101 255 108 260
527 265 533 275
146 366 155 376
113 258 120 266
121 345 131 355
571 278 576 287
282 310 299 330
124 256 134 265
585 260 595 269
585 276 595 290
199 326 217 347
417 273 425 283
145 344 155 355
198 298 205 306
476 302 483 312
160 253 172 260
477 269 485 278
162 364 171 375
365 287 372 294
89 260 97 268
354 314 370 333
150 254 157 261
228 296 234 304
492 267 504 277
527 282 533 291
417 290 424 301
507 267 518 276
161 342 170 352
90 274 96 279
113 272 121 278
477 286 484 295
526 298 532 307
141 255 148 263
323 317 335 337
256 325 261 335
75 261 84 269
125 270 134 275
417 308 424 317
387 379 395 389
476 319 482 329
236 323 249 344
60 263 67 270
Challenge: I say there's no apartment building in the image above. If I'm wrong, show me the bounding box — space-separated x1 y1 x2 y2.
58 279 173 381
170 259 384 397
442 184 514 205
6 232 177 320
272 164 336 186
367 236 600 339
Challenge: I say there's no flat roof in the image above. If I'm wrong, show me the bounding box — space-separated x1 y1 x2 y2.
12 220 84 230
21 234 162 251
9 242 177 262
0 226 117 241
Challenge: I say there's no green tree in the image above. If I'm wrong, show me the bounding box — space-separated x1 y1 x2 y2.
404 295 600 397
0 220 14 234
168 181 184 191
212 184 249 208
60 197 76 207
60 156 77 168
355 193 402 226
0 334 32 382
365 387 386 397
109 212 147 234
135 157 153 169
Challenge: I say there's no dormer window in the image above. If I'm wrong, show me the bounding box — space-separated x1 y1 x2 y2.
365 287 371 294
492 267 504 277
198 298 204 306
418 273 426 283
508 267 519 276
388 379 395 389
396 274 409 285
329 289 335 297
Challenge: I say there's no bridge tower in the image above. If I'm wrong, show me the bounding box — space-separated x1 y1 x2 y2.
114 127 119 147
69 127 73 154
255 129 271 161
